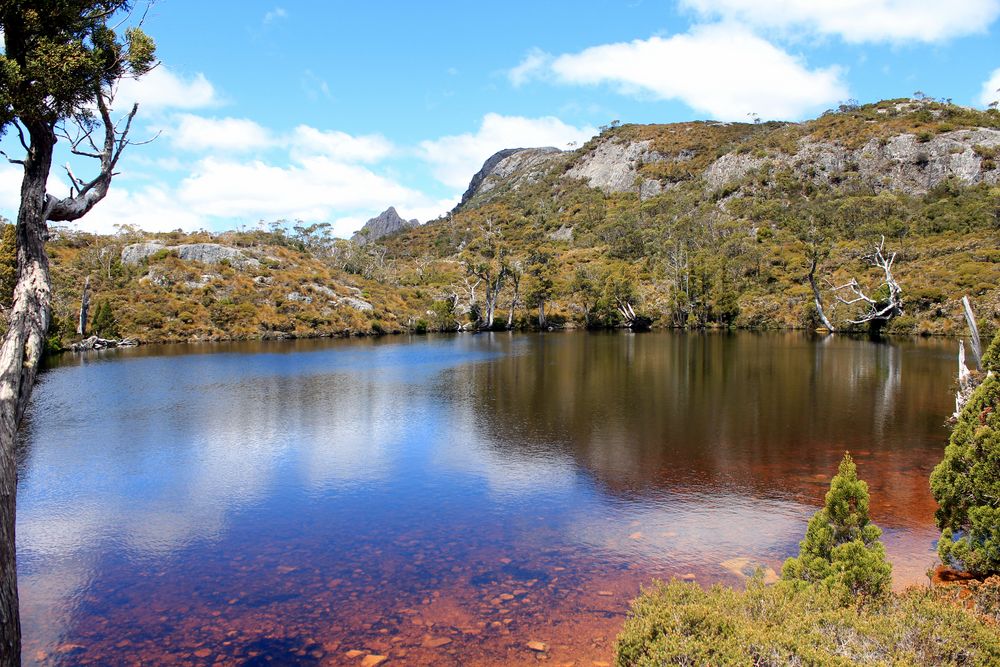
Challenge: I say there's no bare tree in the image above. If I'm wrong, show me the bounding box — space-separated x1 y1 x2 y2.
76 277 91 336
831 236 903 327
505 259 523 329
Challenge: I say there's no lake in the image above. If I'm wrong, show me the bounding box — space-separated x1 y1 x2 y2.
16 332 957 665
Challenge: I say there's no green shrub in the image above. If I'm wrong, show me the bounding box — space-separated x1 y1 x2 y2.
931 351 1000 576
614 579 1000 666
90 300 119 339
782 453 892 600
983 329 1000 373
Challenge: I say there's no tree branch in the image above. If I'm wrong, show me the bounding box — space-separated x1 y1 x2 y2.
46 90 143 222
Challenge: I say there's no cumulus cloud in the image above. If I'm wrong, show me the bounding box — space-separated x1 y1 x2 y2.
518 24 846 121
680 0 1000 43
113 66 219 112
170 115 274 152
419 113 596 189
177 155 426 220
290 126 394 162
508 48 551 86
980 68 1000 107
64 185 207 234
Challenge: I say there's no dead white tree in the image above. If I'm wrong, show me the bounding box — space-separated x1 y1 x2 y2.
76 277 91 336
954 296 989 419
831 236 903 326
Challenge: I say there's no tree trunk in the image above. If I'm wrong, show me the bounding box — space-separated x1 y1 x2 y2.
1 122 55 666
538 300 546 328
962 296 982 368
809 256 834 332
76 276 91 337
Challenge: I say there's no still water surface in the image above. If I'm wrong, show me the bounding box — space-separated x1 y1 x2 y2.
17 332 956 665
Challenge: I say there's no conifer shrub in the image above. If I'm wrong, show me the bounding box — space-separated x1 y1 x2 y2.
782 453 893 600
931 330 1000 576
90 300 119 339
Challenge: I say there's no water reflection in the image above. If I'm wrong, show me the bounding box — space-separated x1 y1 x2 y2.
17 332 954 665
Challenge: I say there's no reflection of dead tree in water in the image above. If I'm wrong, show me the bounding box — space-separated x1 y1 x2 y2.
830 236 903 330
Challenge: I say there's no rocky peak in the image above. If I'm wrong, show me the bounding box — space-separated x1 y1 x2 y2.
454 147 564 212
352 206 419 244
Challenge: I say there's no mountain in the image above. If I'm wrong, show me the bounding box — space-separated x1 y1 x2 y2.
351 206 419 244
457 101 999 212
39 98 1000 346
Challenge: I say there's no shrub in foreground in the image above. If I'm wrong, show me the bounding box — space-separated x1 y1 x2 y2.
931 331 1000 576
615 578 1000 666
782 453 892 599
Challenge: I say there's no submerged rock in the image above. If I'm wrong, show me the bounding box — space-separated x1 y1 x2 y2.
720 557 780 584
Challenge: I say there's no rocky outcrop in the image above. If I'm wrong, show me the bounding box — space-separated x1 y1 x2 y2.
352 207 419 244
337 296 373 312
565 138 666 195
455 147 563 211
71 336 139 351
121 242 260 270
703 129 1000 194
454 122 1000 211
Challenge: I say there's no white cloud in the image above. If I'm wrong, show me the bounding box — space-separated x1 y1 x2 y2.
170 115 274 152
263 7 287 24
419 113 596 189
290 126 394 162
530 24 846 121
508 48 551 86
980 67 1000 107
67 185 206 234
680 0 1000 43
113 66 219 113
174 153 454 233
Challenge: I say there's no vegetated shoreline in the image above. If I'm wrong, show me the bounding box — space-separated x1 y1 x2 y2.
54 323 967 357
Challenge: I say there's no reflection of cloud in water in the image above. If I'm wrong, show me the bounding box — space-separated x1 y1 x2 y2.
566 493 810 569
430 377 579 498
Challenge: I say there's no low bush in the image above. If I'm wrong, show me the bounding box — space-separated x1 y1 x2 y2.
615 579 1000 666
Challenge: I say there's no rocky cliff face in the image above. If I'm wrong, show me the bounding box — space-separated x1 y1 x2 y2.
701 129 1000 194
352 206 419 244
455 103 1000 210
455 147 564 211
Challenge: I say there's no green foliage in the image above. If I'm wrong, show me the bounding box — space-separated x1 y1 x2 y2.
0 222 16 310
89 299 118 338
931 346 1000 576
429 299 458 331
782 454 893 600
983 329 1000 374
0 2 156 128
614 579 1000 666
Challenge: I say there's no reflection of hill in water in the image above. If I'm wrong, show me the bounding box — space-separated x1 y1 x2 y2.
453 332 951 525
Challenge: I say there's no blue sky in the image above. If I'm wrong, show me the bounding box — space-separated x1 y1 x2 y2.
3 0 999 236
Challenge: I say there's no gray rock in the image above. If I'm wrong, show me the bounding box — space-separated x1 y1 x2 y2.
703 128 1000 194
352 207 419 244
548 226 574 242
120 242 166 266
455 147 563 211
121 242 260 270
336 296 373 312
305 283 338 299
285 292 313 304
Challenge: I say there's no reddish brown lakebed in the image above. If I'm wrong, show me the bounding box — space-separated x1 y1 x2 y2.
17 332 955 665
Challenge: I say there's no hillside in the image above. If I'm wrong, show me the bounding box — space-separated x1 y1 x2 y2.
31 98 1000 347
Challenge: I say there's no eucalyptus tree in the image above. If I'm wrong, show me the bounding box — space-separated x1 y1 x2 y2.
0 3 155 662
